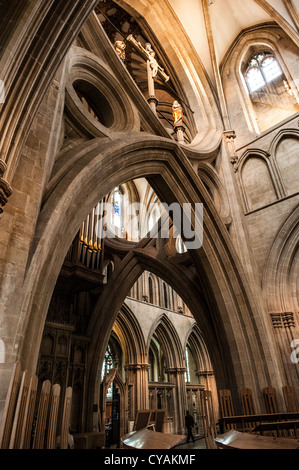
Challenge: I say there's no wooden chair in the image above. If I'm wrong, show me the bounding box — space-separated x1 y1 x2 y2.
219 390 235 431
263 386 280 414
198 390 217 449
133 410 151 431
154 410 166 432
263 387 281 437
240 388 255 415
146 409 166 432
240 388 256 432
282 386 299 412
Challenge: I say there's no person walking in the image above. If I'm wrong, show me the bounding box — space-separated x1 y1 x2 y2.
185 410 195 443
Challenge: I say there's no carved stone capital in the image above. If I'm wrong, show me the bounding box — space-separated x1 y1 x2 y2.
230 155 239 170
147 95 159 107
125 362 150 371
196 370 214 377
223 129 236 143
165 367 186 375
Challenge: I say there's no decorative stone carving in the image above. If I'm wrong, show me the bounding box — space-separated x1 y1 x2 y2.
270 312 295 329
223 130 239 171
127 34 169 114
0 159 12 215
172 101 183 125
127 36 169 83
196 370 214 378
114 40 126 60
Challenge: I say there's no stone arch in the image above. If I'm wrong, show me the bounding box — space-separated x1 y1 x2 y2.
113 303 147 366
270 129 299 197
15 135 281 429
184 323 213 374
221 24 299 136
197 162 231 226
237 149 280 212
147 313 185 371
0 1 99 186
65 45 140 139
263 202 299 314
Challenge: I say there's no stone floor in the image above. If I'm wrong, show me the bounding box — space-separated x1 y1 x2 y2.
176 436 207 449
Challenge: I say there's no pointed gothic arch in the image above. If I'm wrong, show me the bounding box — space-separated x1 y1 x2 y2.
147 314 185 371
15 135 281 429
184 323 214 376
263 202 299 314
113 303 147 366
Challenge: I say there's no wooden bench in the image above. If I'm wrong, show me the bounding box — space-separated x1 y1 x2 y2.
253 420 299 437
219 412 299 434
215 429 299 449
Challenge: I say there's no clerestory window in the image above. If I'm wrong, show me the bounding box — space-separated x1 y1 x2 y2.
245 51 282 93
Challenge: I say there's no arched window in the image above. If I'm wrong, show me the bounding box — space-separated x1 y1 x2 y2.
163 282 168 309
149 276 154 304
185 347 191 383
148 205 160 232
245 51 282 93
101 344 114 399
242 48 297 132
111 187 122 228
176 235 187 254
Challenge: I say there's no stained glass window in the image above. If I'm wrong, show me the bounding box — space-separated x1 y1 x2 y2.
111 187 121 228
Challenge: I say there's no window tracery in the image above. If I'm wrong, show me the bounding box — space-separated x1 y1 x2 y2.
245 51 282 93
240 46 298 133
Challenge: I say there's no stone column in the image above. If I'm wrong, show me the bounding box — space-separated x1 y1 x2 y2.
165 367 186 434
197 370 219 422
174 123 185 144
125 363 149 419
147 61 159 114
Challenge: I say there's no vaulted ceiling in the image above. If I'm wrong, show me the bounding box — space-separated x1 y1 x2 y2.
169 0 298 85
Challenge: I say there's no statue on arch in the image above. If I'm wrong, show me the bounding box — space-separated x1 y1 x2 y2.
172 100 183 125
126 34 169 83
114 40 126 61
144 42 159 78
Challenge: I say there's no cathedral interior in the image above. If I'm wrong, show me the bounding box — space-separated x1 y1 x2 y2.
0 0 299 451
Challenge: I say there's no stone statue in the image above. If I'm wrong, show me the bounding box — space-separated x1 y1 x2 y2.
172 100 183 125
144 43 159 78
126 35 169 83
114 40 126 60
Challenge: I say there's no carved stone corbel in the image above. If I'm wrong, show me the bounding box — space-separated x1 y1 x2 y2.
223 130 239 171
0 159 12 214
